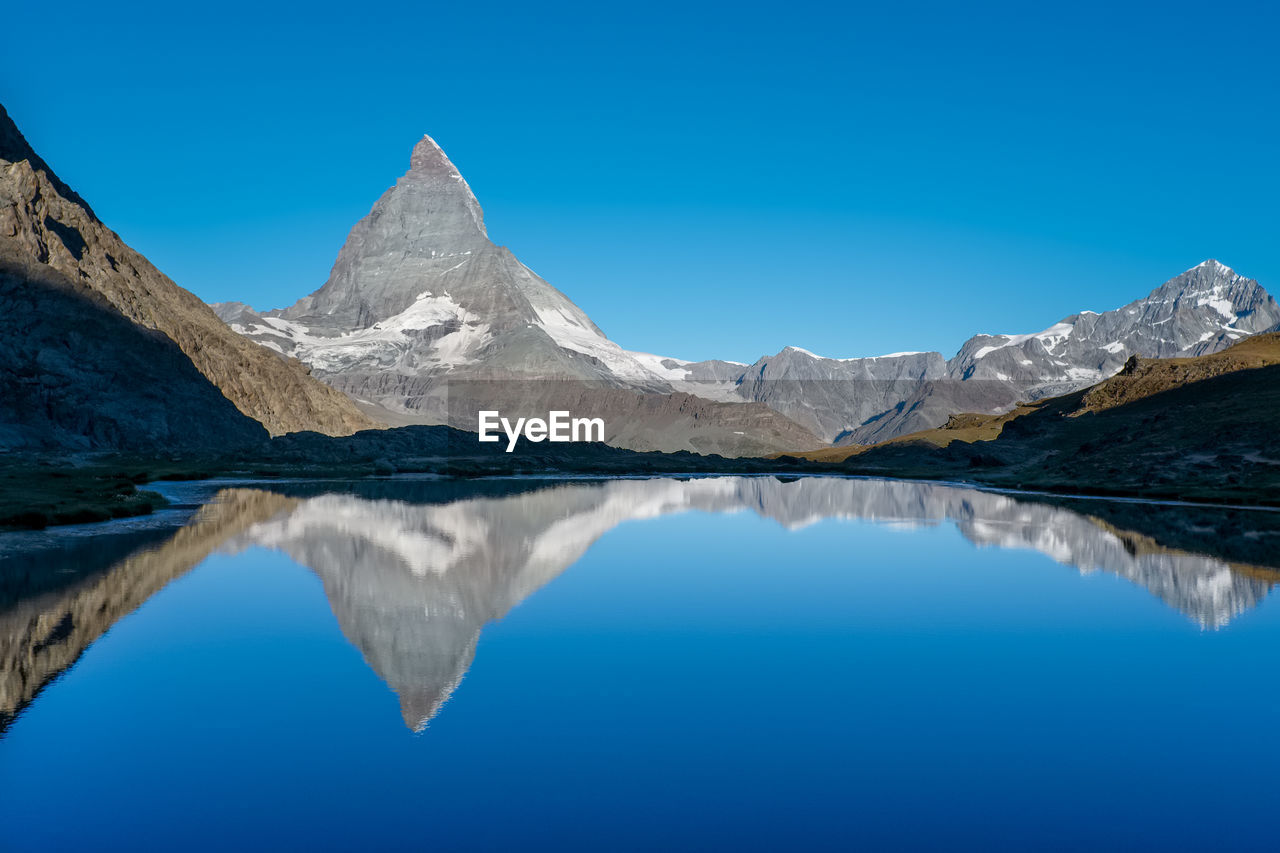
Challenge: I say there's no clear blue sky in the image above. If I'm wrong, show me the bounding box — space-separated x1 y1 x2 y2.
3 0 1276 363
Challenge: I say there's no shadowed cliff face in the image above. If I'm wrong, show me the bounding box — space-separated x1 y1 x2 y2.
3 478 1276 735
0 103 378 442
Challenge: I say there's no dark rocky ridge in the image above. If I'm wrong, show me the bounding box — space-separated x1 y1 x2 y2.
0 103 380 444
0 257 266 450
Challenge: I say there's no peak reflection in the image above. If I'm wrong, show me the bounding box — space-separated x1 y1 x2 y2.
2 477 1275 734
220 478 1276 729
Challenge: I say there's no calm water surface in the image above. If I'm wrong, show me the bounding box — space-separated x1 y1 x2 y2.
1 475 1278 851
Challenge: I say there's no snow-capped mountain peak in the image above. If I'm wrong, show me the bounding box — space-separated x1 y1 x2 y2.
214 132 714 419
212 130 1280 454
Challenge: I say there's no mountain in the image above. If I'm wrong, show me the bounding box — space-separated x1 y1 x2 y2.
684 348 949 442
214 135 707 393
0 108 259 450
701 259 1280 444
845 259 1279 444
0 103 378 448
949 260 1276 381
215 135 820 456
214 132 1278 454
806 332 1280 506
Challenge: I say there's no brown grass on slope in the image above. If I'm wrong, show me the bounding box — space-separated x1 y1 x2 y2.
788 403 1041 463
1075 332 1280 415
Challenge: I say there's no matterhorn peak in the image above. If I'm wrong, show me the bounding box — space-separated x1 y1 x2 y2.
409 133 463 179
400 132 487 239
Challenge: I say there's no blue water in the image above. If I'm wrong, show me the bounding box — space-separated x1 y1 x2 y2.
1 476 1277 850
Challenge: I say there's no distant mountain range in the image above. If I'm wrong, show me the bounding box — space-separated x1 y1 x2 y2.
812 331 1280 506
216 133 1280 449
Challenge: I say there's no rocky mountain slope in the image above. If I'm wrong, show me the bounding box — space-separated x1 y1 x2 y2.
0 103 378 444
215 132 1277 452
0 256 266 451
803 332 1280 457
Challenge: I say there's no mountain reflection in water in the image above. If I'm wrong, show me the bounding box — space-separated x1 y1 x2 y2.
1 476 1277 734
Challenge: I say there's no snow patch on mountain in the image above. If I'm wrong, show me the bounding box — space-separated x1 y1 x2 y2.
231 290 496 374
972 321 1075 360
530 303 693 382
781 345 933 362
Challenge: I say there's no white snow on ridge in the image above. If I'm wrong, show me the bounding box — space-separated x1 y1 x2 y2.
532 303 693 382
250 292 494 373
241 283 697 384
628 350 696 380
1186 259 1236 277
783 346 928 362
972 321 1076 360
238 494 492 578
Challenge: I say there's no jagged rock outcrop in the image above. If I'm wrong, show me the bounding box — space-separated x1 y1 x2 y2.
0 103 378 442
0 254 267 450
